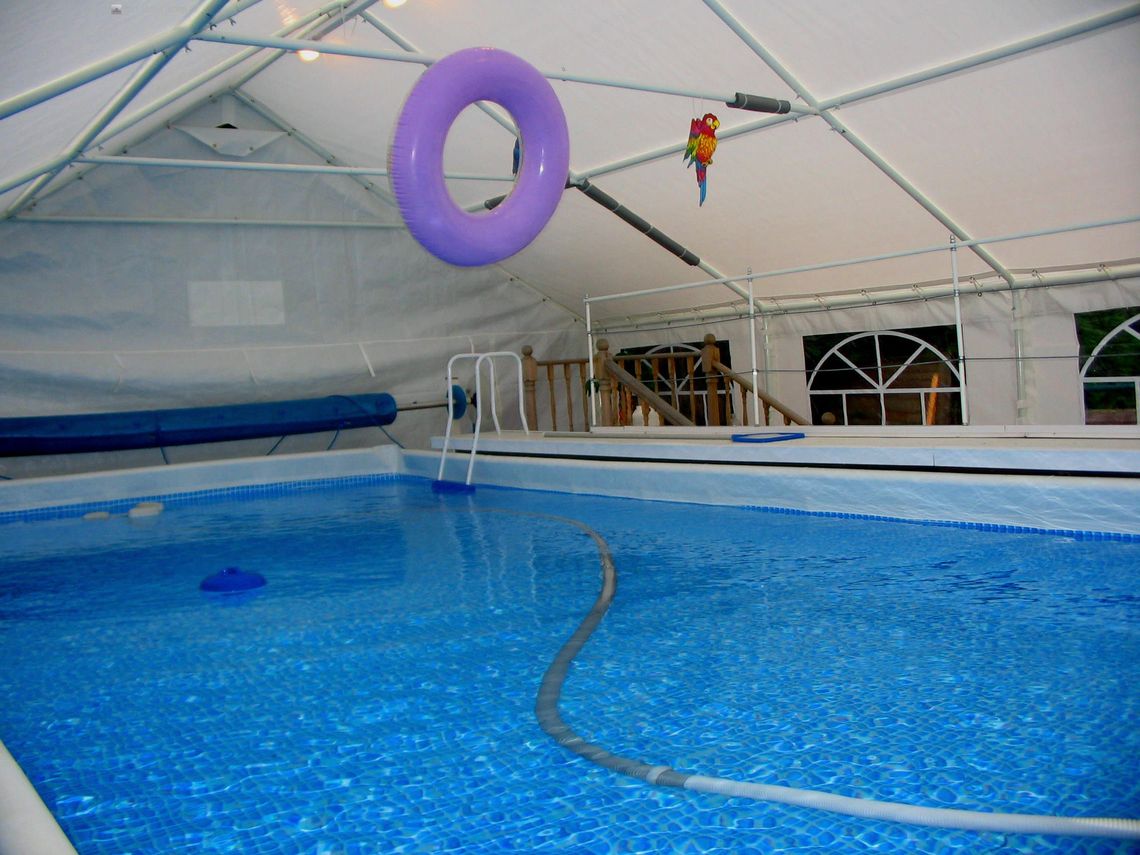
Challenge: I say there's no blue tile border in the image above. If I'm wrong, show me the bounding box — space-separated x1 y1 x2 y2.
4 470 1138 542
739 503 1140 542
0 472 408 523
446 482 1140 543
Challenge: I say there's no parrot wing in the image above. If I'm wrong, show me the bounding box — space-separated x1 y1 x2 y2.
683 118 702 165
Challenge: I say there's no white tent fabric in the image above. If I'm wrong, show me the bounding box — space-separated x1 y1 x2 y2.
1 0 1138 453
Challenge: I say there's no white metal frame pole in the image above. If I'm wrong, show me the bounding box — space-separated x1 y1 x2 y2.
571 5 1138 186
2 0 234 218
0 32 189 121
701 0 1016 286
0 0 263 121
14 214 403 229
0 1 379 203
950 235 970 425
73 154 513 183
193 31 816 111
585 296 597 429
585 215 1140 330
748 272 761 426
819 5 1140 112
762 312 773 417
137 1 378 140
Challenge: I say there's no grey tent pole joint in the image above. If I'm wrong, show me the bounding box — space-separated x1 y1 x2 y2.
726 92 792 114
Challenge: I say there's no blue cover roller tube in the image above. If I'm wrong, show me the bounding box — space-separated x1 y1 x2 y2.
0 393 402 456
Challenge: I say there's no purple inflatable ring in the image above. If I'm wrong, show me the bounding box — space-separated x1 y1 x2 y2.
389 47 570 267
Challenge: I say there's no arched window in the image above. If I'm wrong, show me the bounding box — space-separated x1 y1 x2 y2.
806 330 963 426
1080 312 1140 425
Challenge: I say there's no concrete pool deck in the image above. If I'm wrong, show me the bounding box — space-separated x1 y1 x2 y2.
431 424 1140 475
418 425 1140 536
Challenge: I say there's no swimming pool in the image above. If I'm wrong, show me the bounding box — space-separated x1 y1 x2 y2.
1 474 1138 852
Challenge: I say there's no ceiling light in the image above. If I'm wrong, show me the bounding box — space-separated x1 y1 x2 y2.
297 49 321 62
383 0 407 8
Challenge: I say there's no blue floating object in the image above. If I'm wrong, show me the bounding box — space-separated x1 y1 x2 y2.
431 480 475 494
199 566 267 593
730 431 806 443
0 393 398 456
449 384 468 421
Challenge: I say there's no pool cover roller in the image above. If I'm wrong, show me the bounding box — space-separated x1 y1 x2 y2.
0 386 466 456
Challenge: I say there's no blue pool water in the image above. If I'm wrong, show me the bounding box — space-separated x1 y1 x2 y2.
0 476 1138 853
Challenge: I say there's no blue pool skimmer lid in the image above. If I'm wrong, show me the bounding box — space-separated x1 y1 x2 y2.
199 567 267 593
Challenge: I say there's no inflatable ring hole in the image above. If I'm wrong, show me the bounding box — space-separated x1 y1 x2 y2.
441 105 520 213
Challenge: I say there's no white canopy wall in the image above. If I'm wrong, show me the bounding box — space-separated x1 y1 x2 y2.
1 0 1138 456
0 91 585 455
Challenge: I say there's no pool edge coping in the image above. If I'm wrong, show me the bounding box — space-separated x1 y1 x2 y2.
0 739 77 855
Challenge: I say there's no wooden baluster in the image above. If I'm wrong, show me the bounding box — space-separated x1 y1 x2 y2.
739 379 749 427
594 339 614 427
563 362 574 431
546 363 558 431
521 345 538 431
625 358 635 424
577 362 587 431
701 333 721 426
686 355 696 419
648 356 659 426
764 400 772 426
668 356 680 413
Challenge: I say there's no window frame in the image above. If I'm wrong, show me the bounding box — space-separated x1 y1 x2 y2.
804 329 963 426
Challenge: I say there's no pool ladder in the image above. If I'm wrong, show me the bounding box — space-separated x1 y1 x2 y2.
435 352 530 491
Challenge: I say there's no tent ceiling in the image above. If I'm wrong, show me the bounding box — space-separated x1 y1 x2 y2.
2 0 1138 322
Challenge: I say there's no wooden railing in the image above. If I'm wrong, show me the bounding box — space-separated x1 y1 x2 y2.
521 345 589 432
609 345 698 427
521 334 808 430
713 360 810 427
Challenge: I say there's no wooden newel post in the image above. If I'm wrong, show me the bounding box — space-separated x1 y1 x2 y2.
521 345 538 431
593 339 615 427
701 333 722 426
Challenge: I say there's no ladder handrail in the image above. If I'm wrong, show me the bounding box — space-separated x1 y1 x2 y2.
438 351 530 486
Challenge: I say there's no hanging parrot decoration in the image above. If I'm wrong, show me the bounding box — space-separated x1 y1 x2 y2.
683 112 720 206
